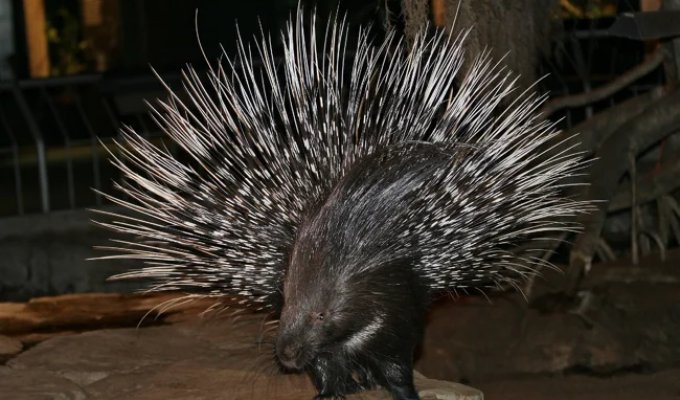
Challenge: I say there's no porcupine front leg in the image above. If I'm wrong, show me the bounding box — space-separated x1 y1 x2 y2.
384 366 419 400
307 353 362 399
371 355 419 400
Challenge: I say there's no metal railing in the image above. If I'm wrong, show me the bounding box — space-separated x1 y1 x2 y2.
0 31 667 218
0 73 178 217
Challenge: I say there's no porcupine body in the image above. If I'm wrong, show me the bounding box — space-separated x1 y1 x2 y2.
98 11 588 400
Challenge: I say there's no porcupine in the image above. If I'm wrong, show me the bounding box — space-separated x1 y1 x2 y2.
97 10 588 400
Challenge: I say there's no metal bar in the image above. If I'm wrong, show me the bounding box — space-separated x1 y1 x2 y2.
11 82 50 213
608 11 680 40
570 11 680 40
73 90 102 205
101 97 121 135
629 151 639 265
41 86 76 209
0 73 100 90
0 108 24 215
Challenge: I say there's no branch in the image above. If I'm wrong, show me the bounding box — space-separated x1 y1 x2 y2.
541 49 665 116
569 86 680 283
608 158 680 212
0 292 216 340
551 87 664 156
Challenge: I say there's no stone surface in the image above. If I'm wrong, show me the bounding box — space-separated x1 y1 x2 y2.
0 366 89 400
0 334 22 364
0 317 482 400
0 334 22 355
477 369 680 400
1 250 679 398
414 371 484 400
417 250 680 383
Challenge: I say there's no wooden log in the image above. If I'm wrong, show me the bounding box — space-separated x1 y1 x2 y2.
0 292 228 342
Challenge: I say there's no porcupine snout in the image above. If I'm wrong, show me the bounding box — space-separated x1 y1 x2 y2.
275 333 312 371
275 298 326 371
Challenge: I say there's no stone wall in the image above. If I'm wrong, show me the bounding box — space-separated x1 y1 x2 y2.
0 207 142 301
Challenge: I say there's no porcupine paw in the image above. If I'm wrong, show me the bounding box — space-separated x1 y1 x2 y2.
314 394 345 400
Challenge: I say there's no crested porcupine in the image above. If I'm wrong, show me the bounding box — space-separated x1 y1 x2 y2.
97 10 589 400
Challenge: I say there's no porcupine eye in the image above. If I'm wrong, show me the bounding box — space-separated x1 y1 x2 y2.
311 312 325 324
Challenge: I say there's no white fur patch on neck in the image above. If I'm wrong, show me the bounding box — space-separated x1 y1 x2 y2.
344 314 384 351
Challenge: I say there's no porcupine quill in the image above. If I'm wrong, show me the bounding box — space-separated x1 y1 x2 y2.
95 9 590 400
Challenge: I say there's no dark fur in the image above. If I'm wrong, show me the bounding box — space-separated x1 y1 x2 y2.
275 142 454 399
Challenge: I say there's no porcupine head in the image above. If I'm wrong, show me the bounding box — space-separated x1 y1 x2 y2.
274 144 436 381
98 8 590 400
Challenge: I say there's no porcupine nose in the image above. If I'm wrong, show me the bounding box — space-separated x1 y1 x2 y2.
276 341 304 370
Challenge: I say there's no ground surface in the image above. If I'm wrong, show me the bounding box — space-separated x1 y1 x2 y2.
478 370 680 400
0 314 481 399
1 311 679 399
1 251 679 399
